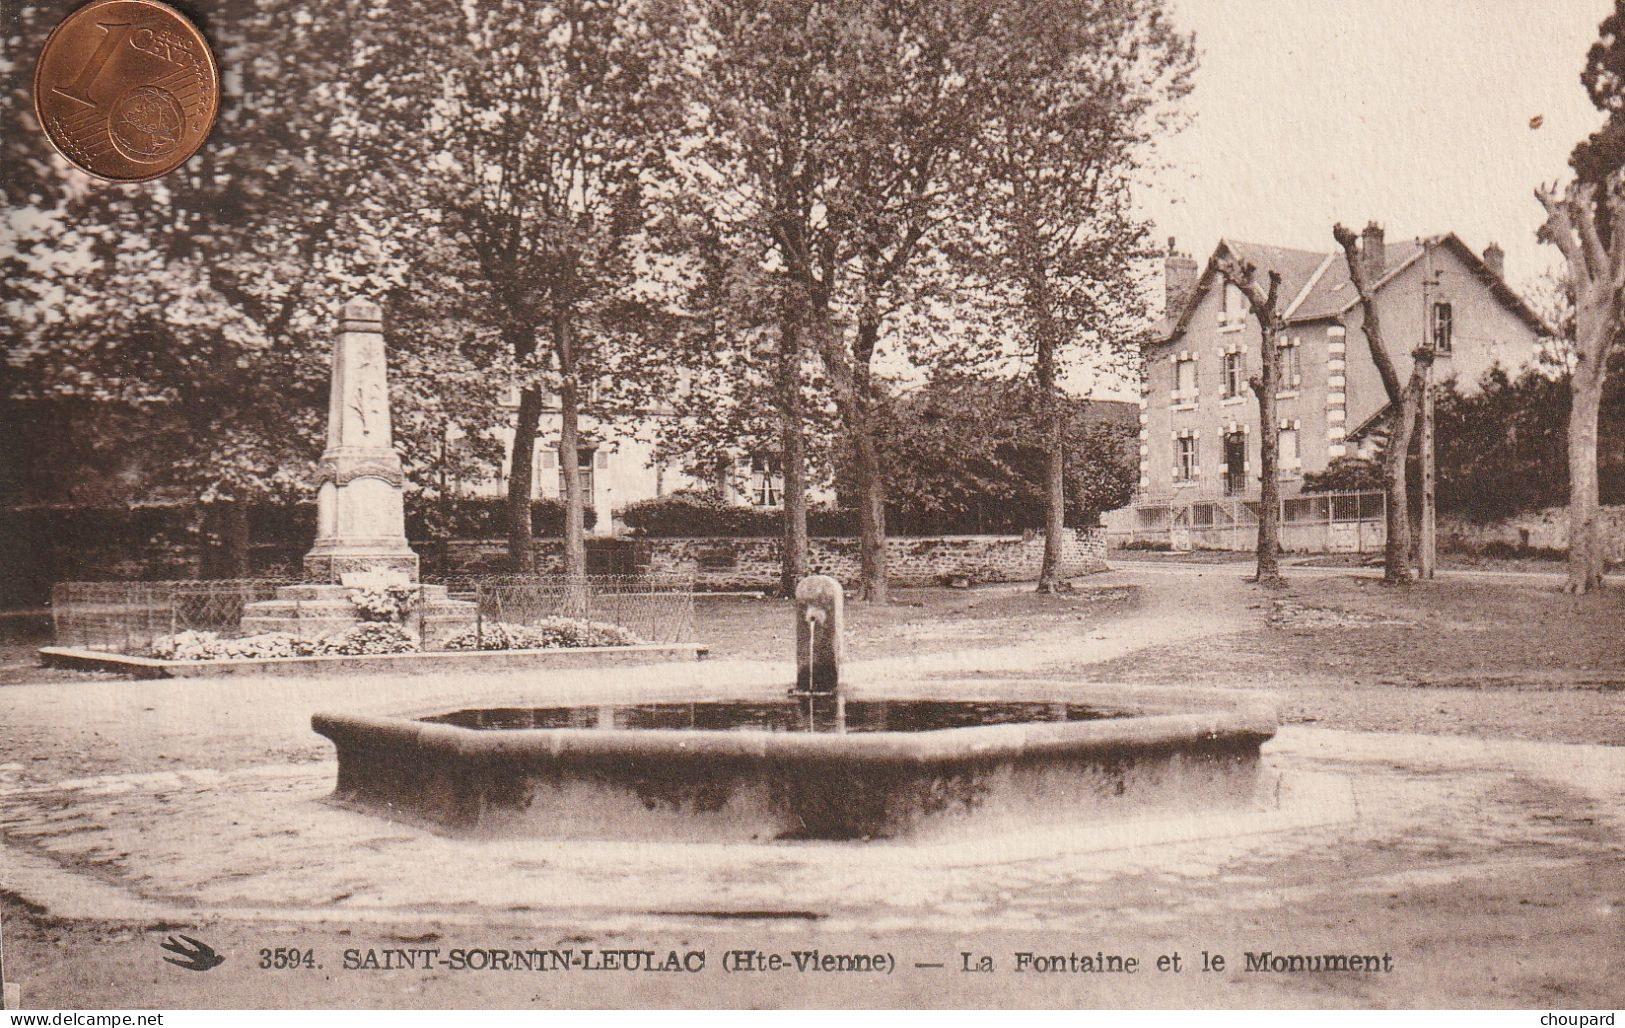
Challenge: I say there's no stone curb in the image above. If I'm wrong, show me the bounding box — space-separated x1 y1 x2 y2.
35 642 710 679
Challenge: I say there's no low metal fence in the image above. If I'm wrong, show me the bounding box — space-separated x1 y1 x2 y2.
50 573 695 654
50 578 293 653
435 573 696 645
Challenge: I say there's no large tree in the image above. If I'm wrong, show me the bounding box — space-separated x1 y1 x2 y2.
869 375 1136 534
1535 1 1625 592
3 0 385 573
696 0 1001 601
1534 180 1625 592
369 0 688 576
645 204 838 595
956 0 1192 592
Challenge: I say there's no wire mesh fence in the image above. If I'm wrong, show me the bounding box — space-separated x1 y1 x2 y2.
436 573 696 645
50 573 696 654
50 578 295 653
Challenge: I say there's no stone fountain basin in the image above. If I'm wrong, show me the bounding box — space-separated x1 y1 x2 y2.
312 695 1277 843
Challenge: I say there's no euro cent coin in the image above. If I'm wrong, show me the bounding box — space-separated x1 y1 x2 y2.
33 0 219 182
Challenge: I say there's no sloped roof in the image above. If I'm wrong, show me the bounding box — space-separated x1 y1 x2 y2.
1222 240 1334 318
1163 234 1549 342
1285 238 1425 321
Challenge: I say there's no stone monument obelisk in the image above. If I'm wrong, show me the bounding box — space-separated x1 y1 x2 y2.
303 298 419 583
240 298 475 646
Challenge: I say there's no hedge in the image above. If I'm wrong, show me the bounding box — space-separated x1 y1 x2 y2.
616 489 1097 538
618 491 854 537
404 496 597 540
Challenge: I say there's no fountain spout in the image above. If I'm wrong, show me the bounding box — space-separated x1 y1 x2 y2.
793 575 844 696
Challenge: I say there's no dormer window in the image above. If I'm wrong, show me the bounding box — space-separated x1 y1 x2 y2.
1221 282 1247 326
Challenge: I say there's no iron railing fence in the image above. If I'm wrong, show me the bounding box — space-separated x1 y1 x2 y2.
51 573 696 654
1109 490 1387 554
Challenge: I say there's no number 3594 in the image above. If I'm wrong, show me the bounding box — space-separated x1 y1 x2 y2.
260 947 318 969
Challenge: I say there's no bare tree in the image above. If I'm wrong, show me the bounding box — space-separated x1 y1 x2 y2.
1211 255 1286 588
1534 180 1625 593
1332 223 1432 585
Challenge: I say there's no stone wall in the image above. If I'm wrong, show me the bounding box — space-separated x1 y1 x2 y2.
1440 505 1625 560
440 530 1110 590
19 530 1108 605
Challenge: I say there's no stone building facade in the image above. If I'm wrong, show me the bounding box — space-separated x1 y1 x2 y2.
1126 228 1548 537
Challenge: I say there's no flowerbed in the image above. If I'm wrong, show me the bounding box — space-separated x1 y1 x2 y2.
443 617 644 651
146 616 643 661
150 624 418 661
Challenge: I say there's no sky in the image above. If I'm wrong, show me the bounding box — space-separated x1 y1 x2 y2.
1140 0 1614 292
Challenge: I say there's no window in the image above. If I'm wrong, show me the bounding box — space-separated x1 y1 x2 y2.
1222 351 1245 398
749 454 784 508
558 447 595 501
1174 357 1198 399
1222 282 1247 325
1223 432 1248 496
1175 435 1199 481
535 448 557 494
1276 340 1301 388
1279 427 1299 468
1432 302 1453 353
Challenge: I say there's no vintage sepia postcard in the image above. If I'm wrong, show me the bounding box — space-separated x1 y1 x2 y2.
2 0 1623 1016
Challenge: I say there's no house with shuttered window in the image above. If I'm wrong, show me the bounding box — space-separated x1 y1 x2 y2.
1125 226 1547 543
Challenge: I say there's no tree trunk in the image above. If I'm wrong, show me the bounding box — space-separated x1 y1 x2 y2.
1252 330 1283 586
777 301 809 597
555 311 587 584
1418 375 1436 578
849 316 888 602
223 496 251 579
1567 358 1606 593
505 385 541 572
852 423 888 603
1038 412 1068 592
1382 380 1421 585
1035 336 1068 593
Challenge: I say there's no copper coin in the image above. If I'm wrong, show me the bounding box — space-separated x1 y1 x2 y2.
33 0 219 182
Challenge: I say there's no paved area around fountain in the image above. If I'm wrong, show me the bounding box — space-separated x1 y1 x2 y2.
4 726 1619 928
2 565 1622 1007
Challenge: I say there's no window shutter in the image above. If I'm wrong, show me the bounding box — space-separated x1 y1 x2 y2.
540 451 557 470
595 450 609 470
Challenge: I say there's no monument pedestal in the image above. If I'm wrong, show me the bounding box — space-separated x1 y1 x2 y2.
238 297 475 648
240 582 476 649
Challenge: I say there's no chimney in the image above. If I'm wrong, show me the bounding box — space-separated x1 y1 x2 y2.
1483 242 1505 279
1360 222 1386 282
1164 236 1198 318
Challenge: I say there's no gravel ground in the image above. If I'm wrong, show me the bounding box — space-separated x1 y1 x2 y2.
1070 571 1625 745
2 565 1622 1009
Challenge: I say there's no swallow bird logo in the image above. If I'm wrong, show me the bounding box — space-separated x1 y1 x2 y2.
160 934 225 972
